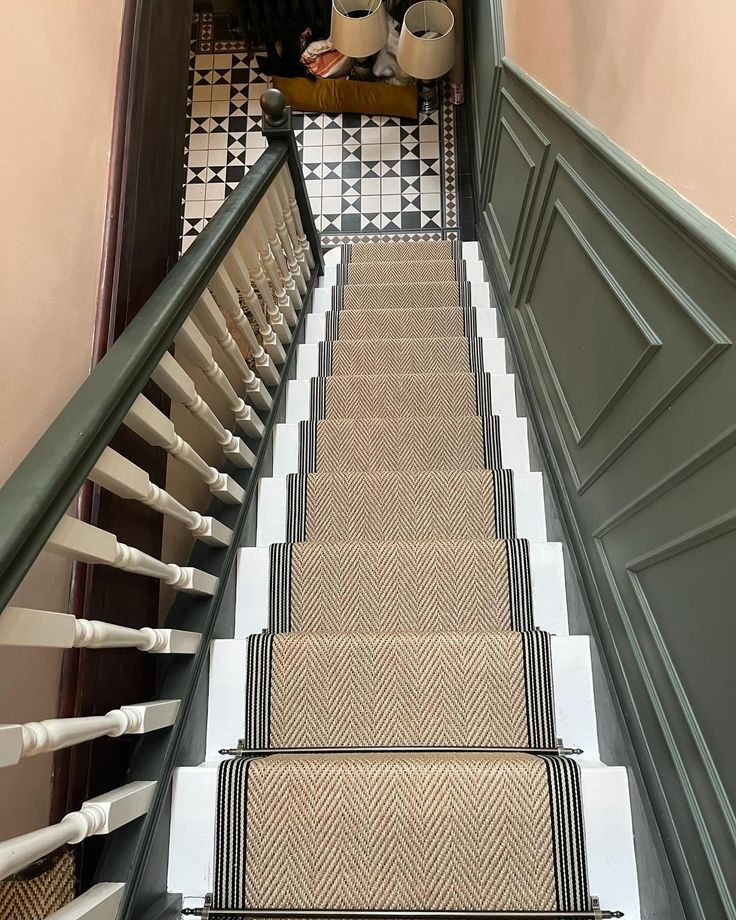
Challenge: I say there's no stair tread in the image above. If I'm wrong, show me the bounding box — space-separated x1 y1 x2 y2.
215 752 590 913
266 537 533 634
331 280 470 311
343 239 461 262
283 469 518 543
295 415 503 473
244 630 555 749
317 336 487 376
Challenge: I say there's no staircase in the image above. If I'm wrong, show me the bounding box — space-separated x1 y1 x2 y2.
169 239 641 919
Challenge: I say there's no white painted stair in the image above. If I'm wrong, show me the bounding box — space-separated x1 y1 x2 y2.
167 243 642 920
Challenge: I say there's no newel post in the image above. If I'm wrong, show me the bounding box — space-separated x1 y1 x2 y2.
260 88 324 275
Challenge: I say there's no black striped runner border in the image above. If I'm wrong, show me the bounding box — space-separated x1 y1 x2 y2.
467 337 485 375
244 633 273 749
214 756 251 909
474 372 494 416
539 755 592 913
324 311 341 341
268 543 293 632
331 286 344 311
286 474 308 542
492 468 516 539
522 631 556 749
482 415 503 469
309 377 327 420
297 421 318 474
462 303 478 339
505 539 534 630
317 341 334 376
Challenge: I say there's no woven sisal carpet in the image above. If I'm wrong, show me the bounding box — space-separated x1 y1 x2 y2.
215 241 592 915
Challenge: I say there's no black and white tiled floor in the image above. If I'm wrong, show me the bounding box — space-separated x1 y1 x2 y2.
182 12 459 251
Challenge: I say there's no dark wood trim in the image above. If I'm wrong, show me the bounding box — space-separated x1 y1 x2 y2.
50 0 194 838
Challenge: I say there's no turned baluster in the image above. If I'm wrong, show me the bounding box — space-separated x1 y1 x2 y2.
224 246 287 363
0 701 179 767
47 516 219 595
89 447 233 547
239 213 298 327
207 266 282 384
124 394 245 505
0 781 155 881
271 172 309 288
152 351 262 456
257 195 302 308
232 230 292 340
278 164 316 270
0 606 200 653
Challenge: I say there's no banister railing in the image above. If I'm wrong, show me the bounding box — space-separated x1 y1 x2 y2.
0 89 322 915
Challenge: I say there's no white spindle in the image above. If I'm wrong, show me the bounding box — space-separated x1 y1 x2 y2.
125 394 245 505
224 247 287 364
208 265 284 383
238 218 298 327
0 781 155 881
90 447 232 548
0 700 179 767
272 169 310 284
47 882 124 919
265 185 308 295
257 196 302 307
0 607 200 653
232 231 292 342
47 516 219 596
278 165 315 269
152 352 262 455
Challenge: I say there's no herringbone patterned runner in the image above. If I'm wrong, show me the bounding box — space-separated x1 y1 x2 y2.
244 631 555 749
269 539 533 633
343 239 460 262
296 416 502 473
216 753 590 913
310 372 494 419
286 470 516 542
318 336 484 376
215 240 593 917
333 281 467 312
338 259 465 286
324 306 476 340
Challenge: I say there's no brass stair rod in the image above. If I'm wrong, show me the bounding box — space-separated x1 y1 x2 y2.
219 743 584 757
182 908 623 919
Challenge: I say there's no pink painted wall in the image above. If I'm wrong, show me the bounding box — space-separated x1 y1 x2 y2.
501 0 736 235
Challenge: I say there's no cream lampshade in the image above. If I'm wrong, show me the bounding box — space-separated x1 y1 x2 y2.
397 1 455 80
331 0 389 59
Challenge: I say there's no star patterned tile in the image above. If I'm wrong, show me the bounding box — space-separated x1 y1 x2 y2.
181 25 459 252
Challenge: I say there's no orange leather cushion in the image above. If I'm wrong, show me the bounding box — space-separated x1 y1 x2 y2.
273 76 418 118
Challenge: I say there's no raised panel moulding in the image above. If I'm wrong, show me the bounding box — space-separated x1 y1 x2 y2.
484 88 550 292
516 155 729 493
521 197 660 447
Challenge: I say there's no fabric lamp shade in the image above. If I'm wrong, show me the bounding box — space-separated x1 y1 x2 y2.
397 1 455 80
331 0 389 58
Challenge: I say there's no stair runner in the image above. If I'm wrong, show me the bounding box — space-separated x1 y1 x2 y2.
215 239 593 916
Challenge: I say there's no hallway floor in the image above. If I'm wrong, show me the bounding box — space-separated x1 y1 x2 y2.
182 11 470 251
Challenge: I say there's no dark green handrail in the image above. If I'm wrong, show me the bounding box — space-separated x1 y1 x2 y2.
0 142 288 612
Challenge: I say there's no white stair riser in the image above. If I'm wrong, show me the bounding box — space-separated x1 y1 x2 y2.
167 760 639 919
271 417 530 477
235 541 567 638
284 373 519 423
305 306 498 342
204 635 599 763
255 472 548 546
318 259 487 289
296 336 506 380
310 280 493 314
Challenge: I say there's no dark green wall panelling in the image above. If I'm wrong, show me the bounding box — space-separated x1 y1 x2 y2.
466 8 736 920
